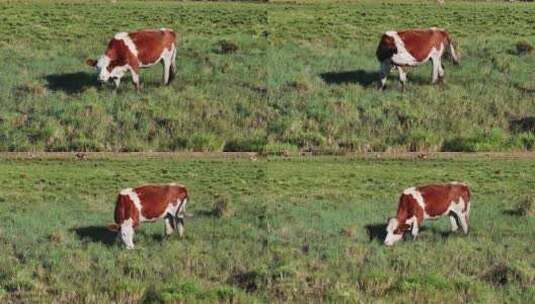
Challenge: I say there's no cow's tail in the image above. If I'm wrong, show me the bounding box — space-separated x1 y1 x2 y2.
464 186 471 220
167 30 178 84
446 34 460 65
168 45 177 84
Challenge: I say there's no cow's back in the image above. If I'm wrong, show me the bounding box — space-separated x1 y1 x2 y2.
418 183 469 216
134 184 186 219
397 29 448 61
129 29 176 65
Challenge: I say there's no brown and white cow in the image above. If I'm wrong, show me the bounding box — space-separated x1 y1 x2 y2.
86 28 177 90
376 27 460 90
108 183 188 249
384 182 470 246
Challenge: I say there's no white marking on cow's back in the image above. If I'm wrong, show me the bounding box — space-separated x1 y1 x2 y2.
403 187 439 219
120 188 145 221
114 32 139 57
403 187 426 209
385 31 419 66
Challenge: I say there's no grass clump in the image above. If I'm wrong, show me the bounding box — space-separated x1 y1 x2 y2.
442 128 512 152
213 193 234 218
516 41 534 55
223 136 267 152
516 194 535 216
215 40 239 54
189 133 223 152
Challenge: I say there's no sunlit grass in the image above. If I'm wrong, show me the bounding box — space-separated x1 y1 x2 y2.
0 157 533 302
1 1 535 152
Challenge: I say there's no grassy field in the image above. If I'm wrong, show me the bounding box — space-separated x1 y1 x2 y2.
1 0 535 152
0 156 533 303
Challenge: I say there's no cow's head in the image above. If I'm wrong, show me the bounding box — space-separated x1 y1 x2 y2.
107 223 120 232
86 55 127 84
384 217 410 246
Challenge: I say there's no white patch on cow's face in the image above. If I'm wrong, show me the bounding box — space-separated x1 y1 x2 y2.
109 65 130 81
120 188 145 221
384 218 403 246
114 32 139 57
385 31 419 66
120 218 135 249
93 55 130 84
95 55 111 82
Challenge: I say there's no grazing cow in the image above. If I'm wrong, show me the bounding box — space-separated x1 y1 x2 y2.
376 27 459 90
384 182 470 246
108 183 188 249
86 28 177 90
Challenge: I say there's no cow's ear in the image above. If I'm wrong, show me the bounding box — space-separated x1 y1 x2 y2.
86 58 97 67
107 223 120 232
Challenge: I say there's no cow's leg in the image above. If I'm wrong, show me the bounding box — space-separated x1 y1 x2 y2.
397 66 407 92
169 45 177 83
130 69 140 91
452 207 469 235
378 60 392 90
460 203 470 235
411 222 419 240
449 214 459 232
406 216 419 240
164 214 175 236
176 216 185 238
162 52 172 85
175 198 187 238
431 57 441 84
120 219 135 249
458 213 469 234
438 63 445 82
113 77 121 90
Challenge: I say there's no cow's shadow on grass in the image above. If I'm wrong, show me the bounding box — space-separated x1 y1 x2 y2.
320 70 378 87
320 69 432 88
365 223 387 242
72 226 117 246
366 223 459 242
44 72 99 94
502 209 524 216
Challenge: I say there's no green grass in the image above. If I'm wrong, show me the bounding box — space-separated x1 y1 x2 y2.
0 156 533 303
1 0 535 152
